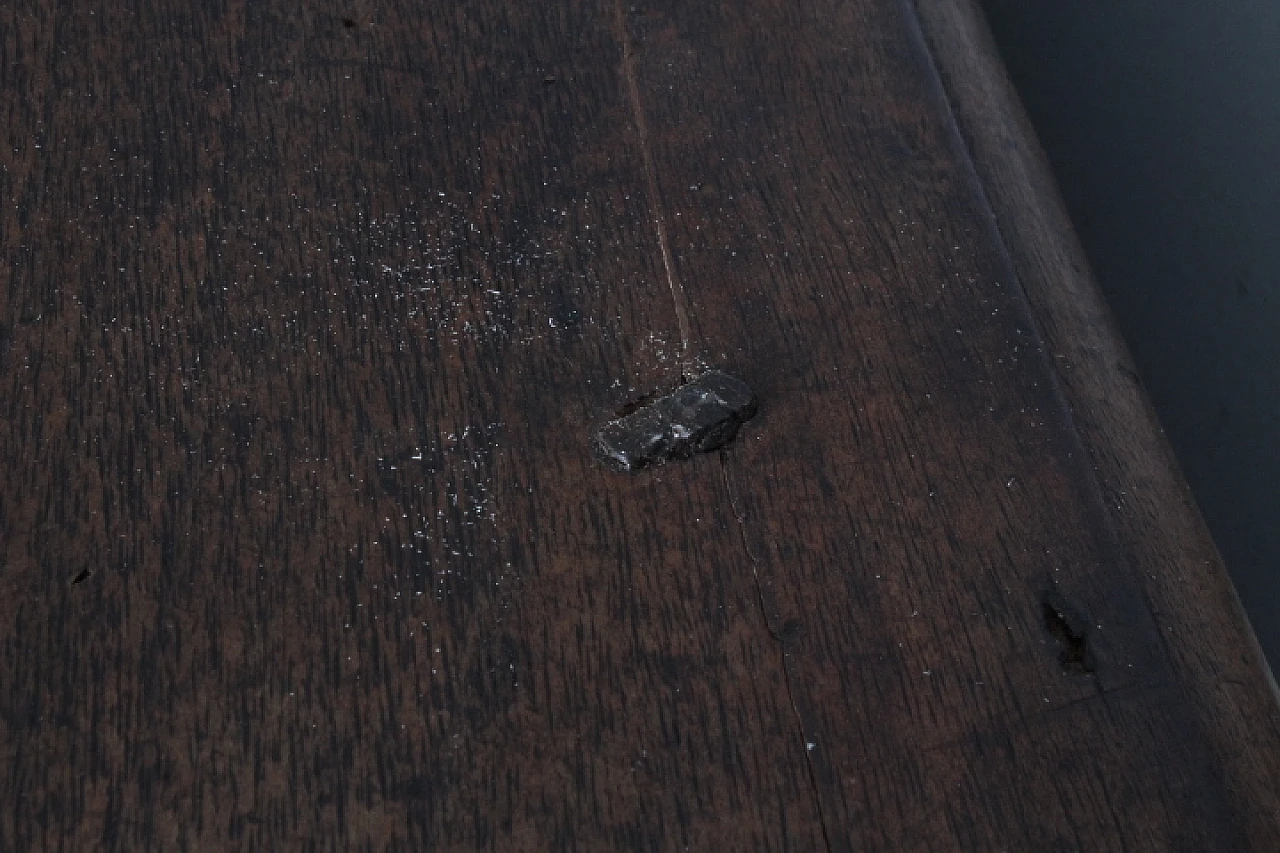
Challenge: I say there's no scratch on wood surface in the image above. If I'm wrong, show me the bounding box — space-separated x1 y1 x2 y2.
721 457 836 853
613 0 695 375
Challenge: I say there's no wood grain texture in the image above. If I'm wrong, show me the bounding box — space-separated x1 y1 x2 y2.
914 0 1280 848
0 0 1272 850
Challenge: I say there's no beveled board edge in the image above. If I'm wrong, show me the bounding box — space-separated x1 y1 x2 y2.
910 0 1280 844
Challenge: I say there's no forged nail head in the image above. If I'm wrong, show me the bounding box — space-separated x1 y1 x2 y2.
596 371 757 471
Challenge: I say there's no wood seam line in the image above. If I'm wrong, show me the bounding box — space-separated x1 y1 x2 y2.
897 0 1196 669
612 0 696 377
908 2 1280 841
908 0 1280 708
913 23 1185 705
720 456 836 853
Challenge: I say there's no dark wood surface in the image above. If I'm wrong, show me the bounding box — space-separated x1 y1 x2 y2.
0 1 1274 850
915 1 1280 848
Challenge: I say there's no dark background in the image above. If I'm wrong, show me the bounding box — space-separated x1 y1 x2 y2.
981 0 1280 668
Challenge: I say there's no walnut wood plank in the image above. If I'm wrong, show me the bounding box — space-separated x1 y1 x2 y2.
0 4 821 850
0 0 1274 851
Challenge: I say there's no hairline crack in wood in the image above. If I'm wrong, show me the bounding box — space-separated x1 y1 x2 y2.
613 0 695 378
610 7 834 849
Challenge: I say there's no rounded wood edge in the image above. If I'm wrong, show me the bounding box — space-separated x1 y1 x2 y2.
911 0 1280 843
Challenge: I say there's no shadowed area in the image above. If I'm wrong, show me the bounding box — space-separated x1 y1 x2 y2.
981 0 1280 666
